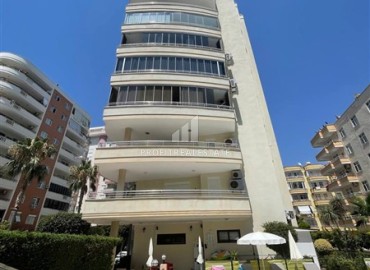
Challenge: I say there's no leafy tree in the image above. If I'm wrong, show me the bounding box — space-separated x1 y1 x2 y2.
0 137 56 219
318 205 340 228
351 194 370 227
37 212 91 234
69 159 98 213
262 221 297 258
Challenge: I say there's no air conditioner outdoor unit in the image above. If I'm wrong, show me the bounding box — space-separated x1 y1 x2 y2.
229 179 244 190
231 170 242 179
229 79 237 88
225 53 233 62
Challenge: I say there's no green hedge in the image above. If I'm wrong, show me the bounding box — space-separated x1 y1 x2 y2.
0 230 119 270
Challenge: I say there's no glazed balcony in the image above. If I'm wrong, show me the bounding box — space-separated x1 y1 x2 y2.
0 115 35 140
316 141 344 161
311 124 337 147
292 199 312 207
0 79 45 113
94 141 242 181
82 189 251 224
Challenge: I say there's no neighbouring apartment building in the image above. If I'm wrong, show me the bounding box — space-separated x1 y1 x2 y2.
0 52 90 230
311 85 370 225
311 86 370 225
284 163 333 230
82 1 294 269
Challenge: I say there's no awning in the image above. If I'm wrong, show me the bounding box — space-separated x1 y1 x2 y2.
297 206 312 215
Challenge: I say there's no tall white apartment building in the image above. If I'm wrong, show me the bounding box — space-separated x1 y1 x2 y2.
0 52 90 230
311 86 370 202
82 1 294 268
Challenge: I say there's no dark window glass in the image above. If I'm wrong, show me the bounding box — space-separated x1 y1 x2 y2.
163 86 172 101
123 58 132 71
205 60 212 74
176 34 183 44
169 57 176 70
157 234 186 245
183 58 190 71
196 16 203 25
211 61 218 75
176 58 183 71
183 34 189 45
160 57 168 70
154 57 161 69
155 33 162 43
172 87 180 102
217 230 240 243
198 88 205 103
148 33 155 43
189 87 197 103
181 13 189 23
163 33 169 43
190 59 197 72
195 36 202 46
137 86 145 101
181 87 189 102
109 88 118 103
154 86 162 101
189 14 196 24
127 86 136 102
173 13 181 22
142 33 149 43
198 59 205 73
116 58 123 72
131 58 139 70
168 33 175 44
219 62 225 76
188 35 195 45
118 86 128 103
203 37 209 47
145 86 154 101
138 57 146 70
146 57 154 70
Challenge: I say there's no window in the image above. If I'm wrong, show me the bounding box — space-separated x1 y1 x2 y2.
353 161 362 173
25 215 37 225
339 128 346 138
350 115 359 127
50 107 56 113
55 95 60 101
217 230 240 243
45 118 53 126
65 103 71 110
289 182 305 189
40 131 48 139
362 181 370 192
359 133 368 145
31 197 40 209
366 100 370 112
157 234 186 245
57 126 64 133
345 144 354 155
53 138 59 145
61 115 67 121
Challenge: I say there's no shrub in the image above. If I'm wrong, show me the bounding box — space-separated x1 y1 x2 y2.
0 230 119 270
37 212 91 234
325 252 366 270
298 220 311 229
0 220 10 230
262 221 297 258
314 238 333 255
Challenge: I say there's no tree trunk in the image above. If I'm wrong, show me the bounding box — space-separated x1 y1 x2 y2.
77 187 85 214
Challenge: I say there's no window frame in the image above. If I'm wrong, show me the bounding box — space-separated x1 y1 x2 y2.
217 229 241 243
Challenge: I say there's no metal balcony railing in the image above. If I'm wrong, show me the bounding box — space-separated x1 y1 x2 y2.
88 189 247 200
98 140 239 149
120 42 223 52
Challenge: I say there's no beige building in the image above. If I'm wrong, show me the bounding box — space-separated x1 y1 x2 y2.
82 0 294 268
284 163 333 230
0 52 90 230
311 85 370 226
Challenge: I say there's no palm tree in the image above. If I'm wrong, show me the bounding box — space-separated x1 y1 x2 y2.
0 137 56 226
69 159 98 213
330 197 347 226
351 194 370 227
318 205 340 229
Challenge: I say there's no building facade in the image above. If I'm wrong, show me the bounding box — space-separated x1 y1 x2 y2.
0 52 90 230
82 0 294 268
311 85 370 226
284 163 333 230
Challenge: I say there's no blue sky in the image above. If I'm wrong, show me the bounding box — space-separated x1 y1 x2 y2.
0 0 369 166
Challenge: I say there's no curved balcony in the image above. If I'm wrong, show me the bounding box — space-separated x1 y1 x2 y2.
0 97 41 128
0 115 35 140
62 135 85 156
311 124 337 148
0 66 50 100
126 2 218 15
0 80 45 113
82 189 251 224
94 140 242 181
0 135 16 151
